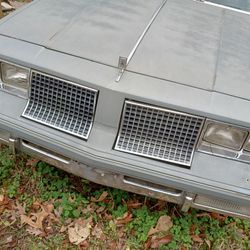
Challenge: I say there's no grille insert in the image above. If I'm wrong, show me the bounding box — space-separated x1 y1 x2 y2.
115 101 204 166
22 71 98 139
193 195 250 219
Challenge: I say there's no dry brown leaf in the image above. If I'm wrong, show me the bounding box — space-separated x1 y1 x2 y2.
26 226 45 237
104 212 113 220
26 158 39 167
92 224 104 239
0 194 4 202
77 240 89 250
196 212 212 219
44 203 54 213
145 237 152 249
148 215 173 236
210 212 227 222
189 224 196 235
116 212 133 225
0 194 12 214
20 205 49 230
96 206 106 213
60 225 68 233
127 200 142 210
191 234 204 243
150 235 173 249
91 191 108 202
107 240 117 250
15 201 26 215
54 206 63 218
1 236 13 245
205 239 211 249
68 217 92 245
179 246 188 250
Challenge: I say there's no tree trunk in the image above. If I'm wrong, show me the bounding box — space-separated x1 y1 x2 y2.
0 0 3 19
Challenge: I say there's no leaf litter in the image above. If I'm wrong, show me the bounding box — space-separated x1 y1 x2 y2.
0 147 249 249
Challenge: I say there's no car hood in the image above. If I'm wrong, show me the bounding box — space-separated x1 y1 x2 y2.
0 0 249 100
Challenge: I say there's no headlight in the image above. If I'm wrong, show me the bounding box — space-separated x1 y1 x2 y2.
198 120 250 163
0 61 30 98
244 138 250 152
204 122 248 150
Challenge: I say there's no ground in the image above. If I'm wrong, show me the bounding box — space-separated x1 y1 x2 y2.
0 146 249 250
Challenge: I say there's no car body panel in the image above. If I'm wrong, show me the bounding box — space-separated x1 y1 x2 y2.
0 0 163 66
0 0 249 101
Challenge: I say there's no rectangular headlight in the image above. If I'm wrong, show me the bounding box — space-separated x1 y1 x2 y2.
244 138 250 152
0 61 30 98
204 122 248 150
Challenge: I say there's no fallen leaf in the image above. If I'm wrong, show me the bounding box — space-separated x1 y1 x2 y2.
116 212 133 225
226 221 237 227
189 224 196 235
26 158 39 167
150 235 173 248
78 240 89 250
148 215 173 236
107 240 117 250
0 195 12 214
68 217 92 245
26 227 45 237
205 239 211 249
196 212 212 219
60 225 68 233
15 201 26 215
210 212 227 222
145 237 152 249
179 246 188 250
92 224 104 239
91 191 108 202
104 213 113 220
96 206 106 213
1 2 15 11
2 236 13 245
191 234 203 243
20 204 49 230
0 194 4 202
54 206 63 219
127 200 142 210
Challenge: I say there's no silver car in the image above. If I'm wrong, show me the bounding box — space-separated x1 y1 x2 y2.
0 0 249 219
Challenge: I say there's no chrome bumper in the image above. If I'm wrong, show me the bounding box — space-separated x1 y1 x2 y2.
1 129 250 220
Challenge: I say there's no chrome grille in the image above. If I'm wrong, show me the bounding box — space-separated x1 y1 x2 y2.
22 71 98 139
115 101 204 166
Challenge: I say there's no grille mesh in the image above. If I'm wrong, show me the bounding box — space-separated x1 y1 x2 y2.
194 195 250 218
115 101 204 166
22 71 98 139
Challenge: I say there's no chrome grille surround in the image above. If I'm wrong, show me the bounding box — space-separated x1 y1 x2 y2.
22 71 98 139
115 101 204 166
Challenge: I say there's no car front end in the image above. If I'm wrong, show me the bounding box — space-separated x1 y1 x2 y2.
0 0 249 219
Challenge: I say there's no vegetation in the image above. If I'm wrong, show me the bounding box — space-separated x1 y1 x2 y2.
0 145 249 249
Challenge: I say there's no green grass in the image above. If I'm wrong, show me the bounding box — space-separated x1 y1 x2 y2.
0 145 249 249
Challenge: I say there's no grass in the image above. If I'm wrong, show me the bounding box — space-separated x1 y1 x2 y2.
0 145 249 249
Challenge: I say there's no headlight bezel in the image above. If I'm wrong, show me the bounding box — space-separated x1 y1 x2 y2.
198 119 250 163
0 60 30 99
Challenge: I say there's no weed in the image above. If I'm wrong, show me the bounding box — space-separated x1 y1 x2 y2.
0 147 15 183
126 206 166 245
